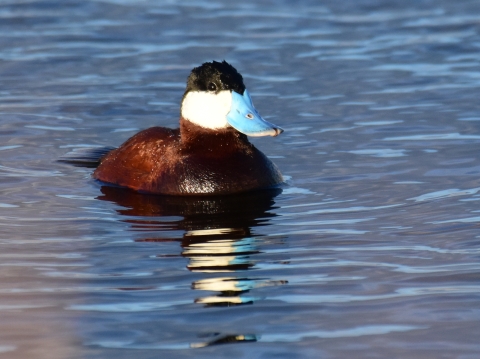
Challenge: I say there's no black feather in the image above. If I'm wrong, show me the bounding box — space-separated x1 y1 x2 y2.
58 146 115 168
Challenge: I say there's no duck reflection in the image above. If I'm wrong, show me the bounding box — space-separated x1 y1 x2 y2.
97 185 286 307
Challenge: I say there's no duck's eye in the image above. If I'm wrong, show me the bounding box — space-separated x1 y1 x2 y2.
207 82 217 92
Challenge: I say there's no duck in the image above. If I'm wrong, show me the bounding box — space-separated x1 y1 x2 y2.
93 60 284 195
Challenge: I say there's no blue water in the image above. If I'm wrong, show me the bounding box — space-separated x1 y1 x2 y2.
1 1 480 358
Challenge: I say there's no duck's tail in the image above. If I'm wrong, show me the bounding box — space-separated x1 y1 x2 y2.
58 146 115 168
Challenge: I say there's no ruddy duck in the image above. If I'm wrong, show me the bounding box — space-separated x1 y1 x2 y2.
93 61 284 195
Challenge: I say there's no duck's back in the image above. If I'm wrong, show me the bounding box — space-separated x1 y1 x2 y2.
93 123 283 195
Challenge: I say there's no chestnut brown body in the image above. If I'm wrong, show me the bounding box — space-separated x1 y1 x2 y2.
93 119 283 195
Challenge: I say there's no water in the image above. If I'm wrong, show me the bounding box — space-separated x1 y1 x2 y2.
1 0 480 358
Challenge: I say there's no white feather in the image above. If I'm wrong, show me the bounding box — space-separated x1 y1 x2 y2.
181 90 232 130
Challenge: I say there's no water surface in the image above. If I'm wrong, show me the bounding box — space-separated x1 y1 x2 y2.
1 0 480 358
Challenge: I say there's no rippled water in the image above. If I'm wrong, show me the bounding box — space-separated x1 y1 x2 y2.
1 0 480 358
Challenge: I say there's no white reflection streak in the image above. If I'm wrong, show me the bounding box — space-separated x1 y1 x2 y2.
384 133 480 141
261 324 426 342
273 285 480 304
409 187 480 202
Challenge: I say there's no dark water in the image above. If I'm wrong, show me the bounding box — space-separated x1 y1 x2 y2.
1 0 480 358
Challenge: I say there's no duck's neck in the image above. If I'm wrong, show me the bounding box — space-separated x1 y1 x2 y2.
179 117 252 154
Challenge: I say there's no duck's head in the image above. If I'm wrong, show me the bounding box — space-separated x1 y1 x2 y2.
181 61 283 137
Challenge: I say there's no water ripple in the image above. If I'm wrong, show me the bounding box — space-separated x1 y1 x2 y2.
261 325 426 342
274 286 480 304
384 133 480 141
409 187 480 202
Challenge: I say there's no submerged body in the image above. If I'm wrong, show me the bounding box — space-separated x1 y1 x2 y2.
93 61 284 195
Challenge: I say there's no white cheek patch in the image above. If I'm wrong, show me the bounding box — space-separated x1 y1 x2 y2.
181 90 232 130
